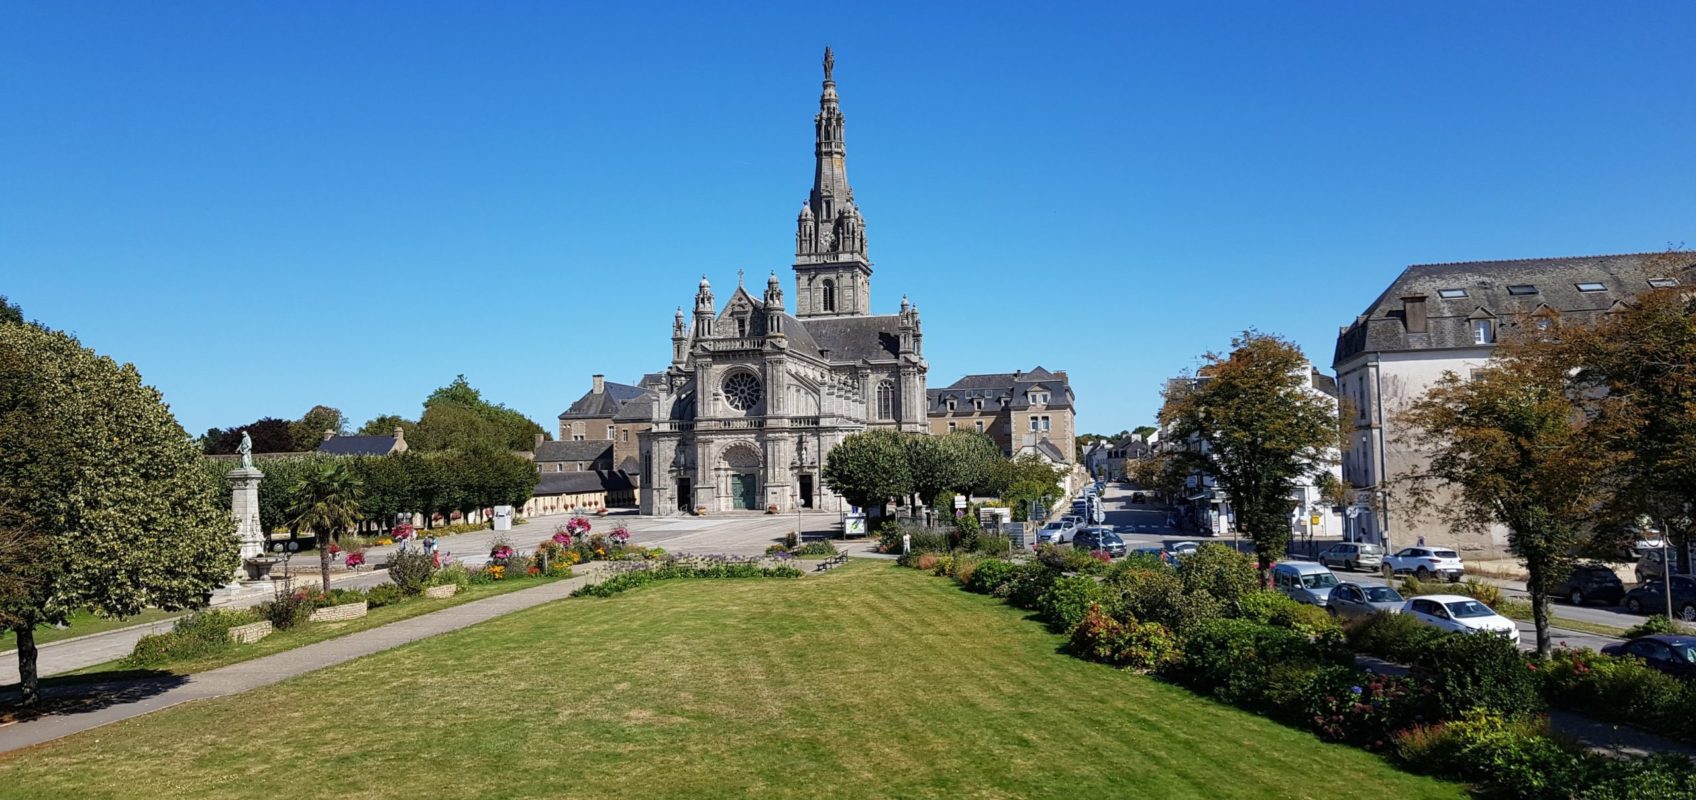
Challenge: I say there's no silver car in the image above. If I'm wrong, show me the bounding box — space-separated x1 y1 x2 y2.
1327 582 1404 620
1317 542 1384 572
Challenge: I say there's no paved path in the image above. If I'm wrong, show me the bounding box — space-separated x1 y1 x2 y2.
0 567 609 754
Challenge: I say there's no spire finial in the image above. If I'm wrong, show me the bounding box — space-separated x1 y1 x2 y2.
737 268 745 288
823 46 834 82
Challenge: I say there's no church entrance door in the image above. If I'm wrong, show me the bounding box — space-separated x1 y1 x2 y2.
799 474 814 509
730 474 759 510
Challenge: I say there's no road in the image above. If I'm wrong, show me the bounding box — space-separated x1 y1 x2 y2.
1088 482 1628 651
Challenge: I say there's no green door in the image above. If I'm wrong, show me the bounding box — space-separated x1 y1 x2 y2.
731 474 758 510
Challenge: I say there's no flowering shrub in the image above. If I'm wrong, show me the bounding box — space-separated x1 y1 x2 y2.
565 516 591 536
569 558 802 598
376 537 395 546
328 542 342 556
1541 645 1696 742
1299 665 1437 749
391 524 416 541
1068 604 1179 672
487 565 506 580
344 551 366 569
491 544 514 560
551 528 573 547
610 524 630 545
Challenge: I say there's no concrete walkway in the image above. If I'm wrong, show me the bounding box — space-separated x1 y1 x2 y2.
0 567 609 755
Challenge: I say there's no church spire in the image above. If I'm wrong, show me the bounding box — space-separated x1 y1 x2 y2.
809 46 852 230
793 48 873 318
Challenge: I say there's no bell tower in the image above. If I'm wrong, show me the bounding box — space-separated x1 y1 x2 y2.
793 47 872 318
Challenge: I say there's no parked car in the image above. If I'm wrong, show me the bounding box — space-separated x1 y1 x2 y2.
1316 542 1383 572
1166 541 1200 556
1272 561 1341 606
1601 634 1696 679
1401 595 1521 645
1326 582 1404 620
1061 515 1085 530
1635 548 1672 584
1552 563 1626 606
1383 547 1465 582
1073 527 1127 558
1622 576 1696 620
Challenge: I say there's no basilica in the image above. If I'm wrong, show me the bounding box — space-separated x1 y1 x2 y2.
636 49 929 515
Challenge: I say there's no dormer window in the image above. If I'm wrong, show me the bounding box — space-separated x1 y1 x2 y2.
736 317 747 337
1649 278 1680 289
946 399 956 412
1472 319 1495 344
1507 284 1538 295
973 399 983 411
1437 288 1468 299
1575 282 1606 293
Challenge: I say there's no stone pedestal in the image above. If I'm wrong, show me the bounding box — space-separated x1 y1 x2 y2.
227 466 265 577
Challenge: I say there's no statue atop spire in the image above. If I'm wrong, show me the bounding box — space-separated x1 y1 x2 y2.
823 46 834 82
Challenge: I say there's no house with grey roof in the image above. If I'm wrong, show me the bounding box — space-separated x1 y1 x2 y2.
1333 251 1696 555
555 373 659 500
316 427 408 457
927 367 1076 464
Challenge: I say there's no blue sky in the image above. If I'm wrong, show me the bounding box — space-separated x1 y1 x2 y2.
4 2 1693 438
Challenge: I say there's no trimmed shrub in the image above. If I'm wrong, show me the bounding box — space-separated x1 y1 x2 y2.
431 563 471 588
123 609 258 668
385 548 435 595
1039 575 1104 631
1298 665 1438 750
1176 543 1259 606
1068 604 1179 672
1235 590 1340 636
571 561 803 598
966 559 1016 594
1345 610 1445 664
1169 618 1340 709
1001 562 1057 611
364 583 405 609
1412 630 1542 719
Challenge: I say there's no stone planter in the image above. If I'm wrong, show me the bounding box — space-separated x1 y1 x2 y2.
424 583 459 599
228 620 273 644
242 557 278 581
308 601 368 624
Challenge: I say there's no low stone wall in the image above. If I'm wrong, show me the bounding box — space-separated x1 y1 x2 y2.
308 601 368 624
228 620 273 644
424 584 459 599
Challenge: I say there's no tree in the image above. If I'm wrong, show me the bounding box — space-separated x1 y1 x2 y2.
357 414 417 439
414 375 547 453
904 435 953 509
1128 450 1186 500
0 323 238 706
1132 425 1157 440
0 295 22 327
1160 332 1338 578
991 453 1065 521
939 431 1002 499
200 416 294 455
1396 353 1620 657
351 453 416 534
290 404 346 452
822 430 911 518
287 460 364 591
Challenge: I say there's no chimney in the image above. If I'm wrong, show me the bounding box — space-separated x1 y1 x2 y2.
1401 295 1428 334
592 374 605 394
323 429 336 442
534 432 544 450
394 426 407 444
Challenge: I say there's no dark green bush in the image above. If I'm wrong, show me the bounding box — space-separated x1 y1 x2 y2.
1039 575 1104 631
122 609 257 668
1035 543 1107 575
1622 614 1683 639
1169 618 1336 709
364 583 405 609
1176 543 1259 606
1001 561 1057 611
1068 604 1178 672
385 548 436 595
1105 565 1222 636
1235 590 1340 636
1345 610 1446 664
1412 630 1542 719
965 558 1016 594
1541 646 1696 744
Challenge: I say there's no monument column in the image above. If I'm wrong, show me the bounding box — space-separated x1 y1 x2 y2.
227 465 265 572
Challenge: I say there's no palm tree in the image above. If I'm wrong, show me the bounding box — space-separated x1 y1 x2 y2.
288 461 364 592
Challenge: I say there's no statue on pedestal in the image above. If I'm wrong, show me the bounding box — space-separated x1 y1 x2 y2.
237 430 254 469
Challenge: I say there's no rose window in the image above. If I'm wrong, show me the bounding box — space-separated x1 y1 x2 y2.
723 373 762 412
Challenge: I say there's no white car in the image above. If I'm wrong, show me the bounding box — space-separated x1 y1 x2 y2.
1402 595 1520 646
1166 541 1200 556
1039 519 1078 544
1383 547 1465 582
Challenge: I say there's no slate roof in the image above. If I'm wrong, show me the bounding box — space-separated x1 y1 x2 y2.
559 381 652 420
1310 369 1339 398
1334 252 1696 365
1026 439 1069 463
316 435 398 456
612 395 655 422
928 366 1075 413
534 470 633 496
798 315 905 361
533 441 614 463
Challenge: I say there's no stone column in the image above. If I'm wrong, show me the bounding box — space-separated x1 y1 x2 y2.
227 466 265 575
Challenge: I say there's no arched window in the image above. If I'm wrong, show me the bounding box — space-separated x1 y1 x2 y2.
876 380 895 420
822 279 836 313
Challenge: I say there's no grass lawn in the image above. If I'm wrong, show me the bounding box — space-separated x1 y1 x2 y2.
0 609 180 652
0 562 1464 800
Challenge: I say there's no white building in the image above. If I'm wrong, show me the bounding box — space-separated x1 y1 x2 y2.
1333 252 1695 556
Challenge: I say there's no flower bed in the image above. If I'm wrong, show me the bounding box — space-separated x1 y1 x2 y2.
571 556 801 599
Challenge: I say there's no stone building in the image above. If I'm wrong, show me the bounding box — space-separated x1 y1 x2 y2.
636 49 929 515
555 373 659 485
1333 252 1695 555
317 427 408 457
926 367 1077 463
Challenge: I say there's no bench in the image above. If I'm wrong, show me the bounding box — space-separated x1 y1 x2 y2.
813 554 849 572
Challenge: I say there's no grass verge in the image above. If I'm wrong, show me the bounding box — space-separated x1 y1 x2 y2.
0 561 1462 800
0 609 180 653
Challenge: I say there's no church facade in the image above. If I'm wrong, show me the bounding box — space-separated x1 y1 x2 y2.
637 50 929 515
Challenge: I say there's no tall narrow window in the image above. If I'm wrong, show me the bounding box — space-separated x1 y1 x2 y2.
1472 319 1494 344
1029 417 1039 432
876 380 894 420
822 279 837 313
947 422 956 432
1041 416 1052 432
975 420 984 433
736 317 747 337
606 425 614 439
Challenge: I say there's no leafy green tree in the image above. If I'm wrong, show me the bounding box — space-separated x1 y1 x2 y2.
200 416 294 455
903 434 954 509
290 404 346 452
0 295 22 327
287 460 364 590
351 453 416 534
940 430 1002 500
1160 332 1338 578
822 430 912 518
414 375 546 453
1398 346 1623 656
0 323 237 706
1132 425 1157 440
1129 450 1186 500
357 414 417 440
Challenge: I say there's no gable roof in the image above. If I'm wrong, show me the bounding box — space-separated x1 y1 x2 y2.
797 315 905 361
316 435 397 456
534 441 613 463
559 380 653 420
929 367 1075 412
534 470 634 497
1335 252 1696 365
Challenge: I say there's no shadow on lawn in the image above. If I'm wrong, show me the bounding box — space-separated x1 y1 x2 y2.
0 670 186 725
